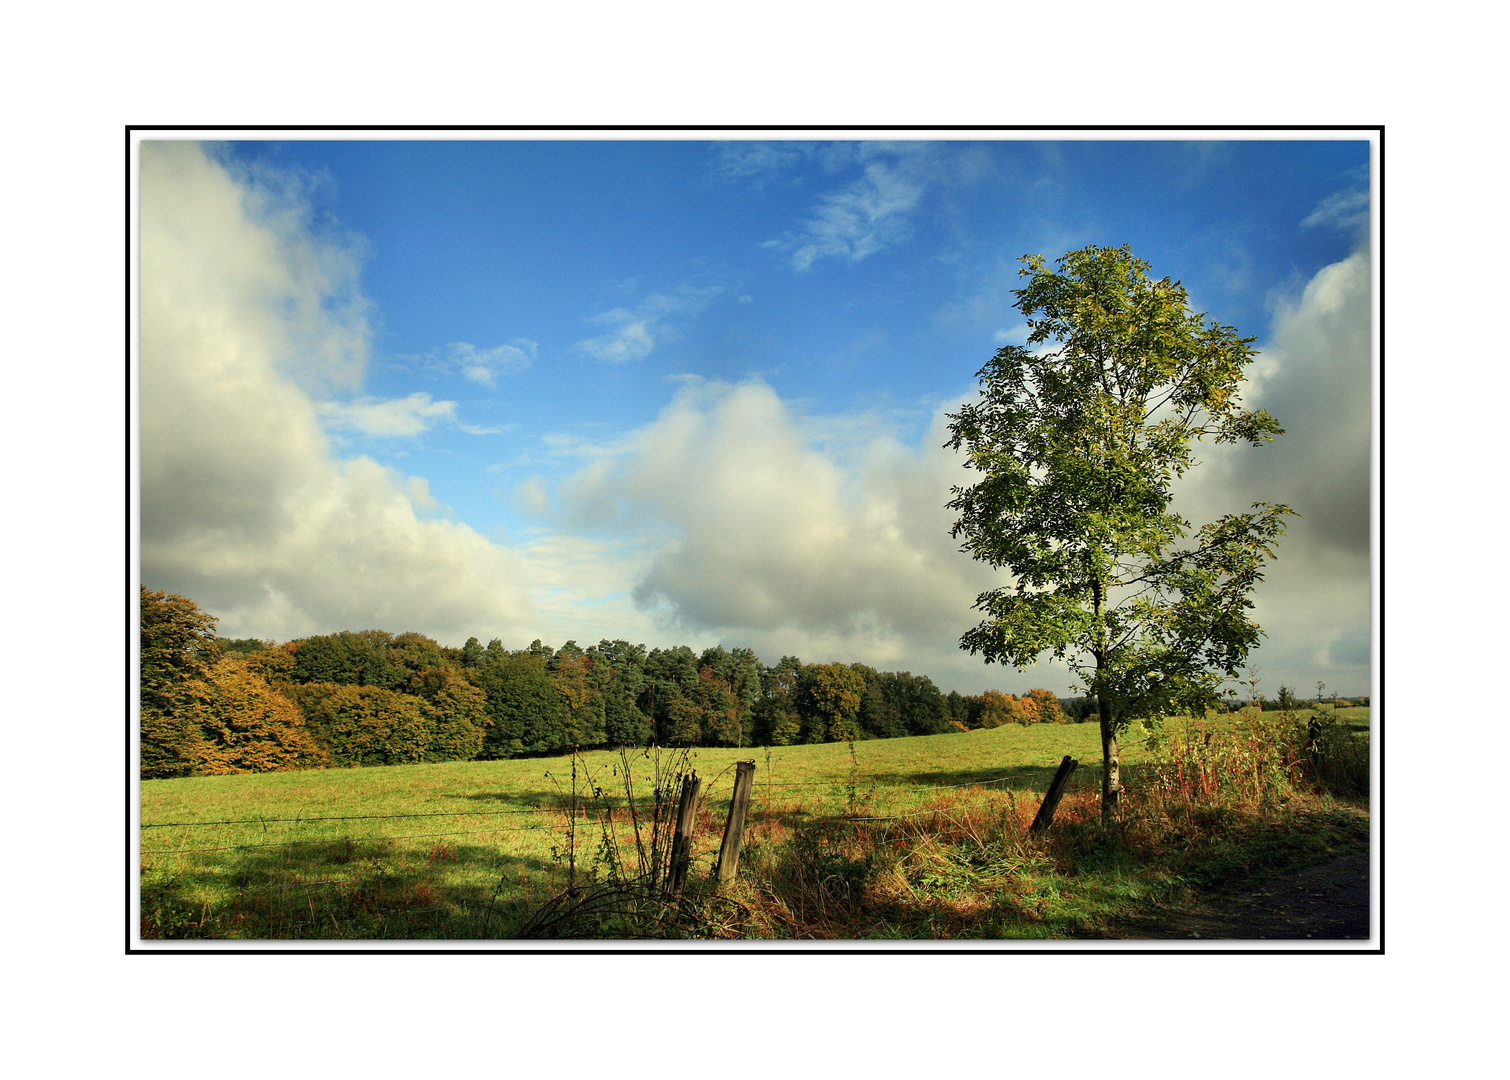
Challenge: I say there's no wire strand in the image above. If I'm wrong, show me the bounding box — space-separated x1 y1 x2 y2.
142 823 558 855
141 806 560 829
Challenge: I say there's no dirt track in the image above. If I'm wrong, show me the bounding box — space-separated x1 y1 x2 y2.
1106 845 1372 942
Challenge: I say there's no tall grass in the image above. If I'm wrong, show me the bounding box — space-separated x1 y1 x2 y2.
512 745 750 939
1140 707 1370 805
719 708 1370 940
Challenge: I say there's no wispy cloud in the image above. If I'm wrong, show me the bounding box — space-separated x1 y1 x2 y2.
764 160 927 272
711 141 816 185
1302 187 1370 238
754 143 995 273
576 286 723 364
317 392 457 437
447 339 536 385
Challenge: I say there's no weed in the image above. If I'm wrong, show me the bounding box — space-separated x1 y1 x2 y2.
723 711 1369 939
1300 713 1369 799
516 745 742 939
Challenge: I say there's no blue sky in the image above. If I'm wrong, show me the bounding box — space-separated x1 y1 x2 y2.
137 133 1373 698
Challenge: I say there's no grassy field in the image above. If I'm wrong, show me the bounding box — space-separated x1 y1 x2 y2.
138 707 1370 941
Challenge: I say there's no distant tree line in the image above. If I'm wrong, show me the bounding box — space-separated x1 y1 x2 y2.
1246 687 1368 712
140 588 1074 779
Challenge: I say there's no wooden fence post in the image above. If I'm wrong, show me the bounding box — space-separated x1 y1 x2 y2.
1030 755 1078 833
716 761 756 888
665 771 702 897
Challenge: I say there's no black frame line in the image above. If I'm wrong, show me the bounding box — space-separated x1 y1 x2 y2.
126 123 1383 957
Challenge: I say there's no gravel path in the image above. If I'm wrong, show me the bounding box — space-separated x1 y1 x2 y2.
1106 845 1372 941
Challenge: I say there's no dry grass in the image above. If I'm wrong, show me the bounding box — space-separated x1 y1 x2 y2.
712 712 1370 940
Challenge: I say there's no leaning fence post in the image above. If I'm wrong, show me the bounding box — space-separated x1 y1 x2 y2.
666 771 702 897
716 761 757 888
1030 755 1078 833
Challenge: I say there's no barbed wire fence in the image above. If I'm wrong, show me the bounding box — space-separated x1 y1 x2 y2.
138 754 1111 941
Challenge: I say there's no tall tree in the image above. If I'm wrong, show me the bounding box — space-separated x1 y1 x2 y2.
642 645 700 742
389 631 445 676
945 245 1292 819
752 656 803 746
966 690 1023 729
945 689 968 729
296 683 431 766
286 630 408 689
477 651 566 757
139 587 220 778
198 658 328 773
692 666 742 746
407 667 488 762
588 639 652 746
797 663 866 743
889 671 949 736
855 665 903 740
1020 687 1067 725
601 667 652 746
550 648 606 747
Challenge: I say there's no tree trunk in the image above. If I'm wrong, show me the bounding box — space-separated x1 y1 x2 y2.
1091 575 1120 822
1097 699 1120 822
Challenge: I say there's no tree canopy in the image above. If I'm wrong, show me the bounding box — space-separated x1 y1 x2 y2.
945 245 1293 817
141 589 1079 779
140 587 221 778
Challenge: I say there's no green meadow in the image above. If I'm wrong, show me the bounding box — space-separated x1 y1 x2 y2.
139 708 1370 941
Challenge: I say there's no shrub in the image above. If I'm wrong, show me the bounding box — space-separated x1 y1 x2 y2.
1142 712 1297 805
1301 714 1370 799
1140 707 1369 807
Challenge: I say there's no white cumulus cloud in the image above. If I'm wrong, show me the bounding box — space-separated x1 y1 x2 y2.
548 379 1014 685
1174 244 1373 696
138 141 538 645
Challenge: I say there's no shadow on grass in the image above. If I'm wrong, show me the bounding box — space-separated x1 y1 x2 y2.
732 795 1370 941
139 834 563 942
855 761 1072 791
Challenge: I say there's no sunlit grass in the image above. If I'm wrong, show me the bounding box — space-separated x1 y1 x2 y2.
137 708 1370 941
